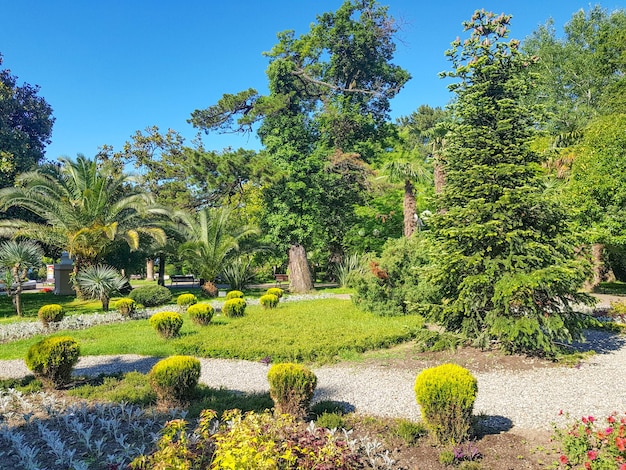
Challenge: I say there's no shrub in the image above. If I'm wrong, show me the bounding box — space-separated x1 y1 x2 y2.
259 293 279 309
148 355 201 405
150 311 183 338
414 363 477 444
38 304 64 327
201 281 218 298
25 336 80 388
114 297 136 316
222 298 247 317
129 284 172 307
187 303 214 325
266 287 283 299
267 362 317 418
177 293 198 311
396 419 428 445
225 290 244 300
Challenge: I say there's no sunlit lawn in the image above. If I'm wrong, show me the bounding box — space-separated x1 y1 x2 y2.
0 298 424 364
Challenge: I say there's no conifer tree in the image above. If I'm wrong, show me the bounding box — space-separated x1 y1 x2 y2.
432 10 593 354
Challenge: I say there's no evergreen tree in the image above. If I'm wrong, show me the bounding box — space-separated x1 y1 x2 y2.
432 10 593 355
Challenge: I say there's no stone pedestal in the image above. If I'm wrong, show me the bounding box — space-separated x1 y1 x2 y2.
54 252 74 295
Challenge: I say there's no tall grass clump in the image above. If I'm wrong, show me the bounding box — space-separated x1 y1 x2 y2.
414 363 477 444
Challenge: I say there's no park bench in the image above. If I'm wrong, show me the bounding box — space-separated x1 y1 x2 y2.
170 274 198 286
274 273 289 286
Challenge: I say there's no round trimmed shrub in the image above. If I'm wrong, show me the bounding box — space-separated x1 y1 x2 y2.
266 287 283 299
38 304 64 327
149 355 201 405
128 284 172 307
225 290 244 300
268 363 317 418
150 311 183 338
259 294 279 309
414 363 478 444
25 336 80 388
177 293 198 311
187 303 214 325
222 298 247 317
114 297 136 316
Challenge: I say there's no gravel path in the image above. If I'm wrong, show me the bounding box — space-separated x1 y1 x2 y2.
2 328 625 432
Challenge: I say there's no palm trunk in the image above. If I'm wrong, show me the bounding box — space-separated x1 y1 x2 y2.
146 258 154 281
158 253 166 286
288 243 314 293
434 159 445 194
404 179 417 238
13 285 22 317
102 295 110 312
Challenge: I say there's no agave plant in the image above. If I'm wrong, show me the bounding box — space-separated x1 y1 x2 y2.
75 264 126 311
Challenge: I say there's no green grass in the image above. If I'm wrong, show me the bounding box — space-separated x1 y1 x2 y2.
0 292 105 322
0 298 425 363
595 281 626 295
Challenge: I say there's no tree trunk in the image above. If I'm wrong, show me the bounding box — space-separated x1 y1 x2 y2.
102 295 110 312
288 243 314 293
158 253 166 286
403 179 417 238
587 243 615 290
146 258 154 281
13 286 22 317
434 160 445 194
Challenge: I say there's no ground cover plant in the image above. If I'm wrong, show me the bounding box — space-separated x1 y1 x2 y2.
0 298 426 363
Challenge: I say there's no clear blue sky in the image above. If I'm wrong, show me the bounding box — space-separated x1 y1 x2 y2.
2 0 625 160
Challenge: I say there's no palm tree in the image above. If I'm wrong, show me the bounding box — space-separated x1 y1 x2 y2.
0 240 43 316
381 160 432 237
174 207 259 284
0 154 167 268
75 264 126 311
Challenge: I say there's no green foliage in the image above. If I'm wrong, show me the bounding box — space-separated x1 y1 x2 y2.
334 253 366 289
114 297 136 316
413 329 465 353
266 287 283 299
187 302 214 325
149 311 183 338
221 256 255 291
225 290 244 300
414 363 478 444
148 355 201 405
267 362 317 418
37 304 64 327
68 371 156 406
396 419 428 445
176 293 197 309
352 235 438 316
0 239 44 316
316 412 346 430
222 297 247 318
75 264 126 311
129 284 172 307
259 293 279 309
25 336 80 388
432 10 594 354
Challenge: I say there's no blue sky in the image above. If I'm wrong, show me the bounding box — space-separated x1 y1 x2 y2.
2 0 625 160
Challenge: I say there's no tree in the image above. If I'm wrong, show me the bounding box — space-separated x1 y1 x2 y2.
190 0 409 292
432 10 592 355
0 54 54 190
75 264 126 311
0 154 166 269
0 239 43 316
174 207 259 285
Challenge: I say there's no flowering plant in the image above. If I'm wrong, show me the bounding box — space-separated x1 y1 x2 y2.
553 412 626 469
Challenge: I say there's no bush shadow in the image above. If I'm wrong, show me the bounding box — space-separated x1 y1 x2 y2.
571 328 626 354
74 356 161 376
473 415 513 436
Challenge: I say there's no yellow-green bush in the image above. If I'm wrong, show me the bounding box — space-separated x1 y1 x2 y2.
414 363 477 444
176 293 197 310
114 297 136 316
225 290 244 300
187 303 214 325
25 336 79 388
266 287 283 299
37 304 64 327
259 293 279 309
149 311 183 338
148 355 201 405
222 298 247 317
267 362 317 418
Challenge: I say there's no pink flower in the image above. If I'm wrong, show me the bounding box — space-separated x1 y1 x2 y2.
588 416 596 423
559 455 569 464
587 450 598 461
609 415 616 424
582 416 588 424
606 427 614 435
619 464 626 470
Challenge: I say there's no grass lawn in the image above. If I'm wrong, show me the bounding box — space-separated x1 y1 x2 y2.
0 292 105 322
0 298 425 363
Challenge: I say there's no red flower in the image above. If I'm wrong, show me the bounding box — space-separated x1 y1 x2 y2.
559 455 569 464
616 437 626 452
609 415 616 424
587 450 598 461
620 464 626 470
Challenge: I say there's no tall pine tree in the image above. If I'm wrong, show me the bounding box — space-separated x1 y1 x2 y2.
432 10 593 355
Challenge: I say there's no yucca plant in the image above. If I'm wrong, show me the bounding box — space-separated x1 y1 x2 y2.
334 253 365 288
75 264 126 311
0 240 44 316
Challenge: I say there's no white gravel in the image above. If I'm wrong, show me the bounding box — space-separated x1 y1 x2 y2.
2 329 625 432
